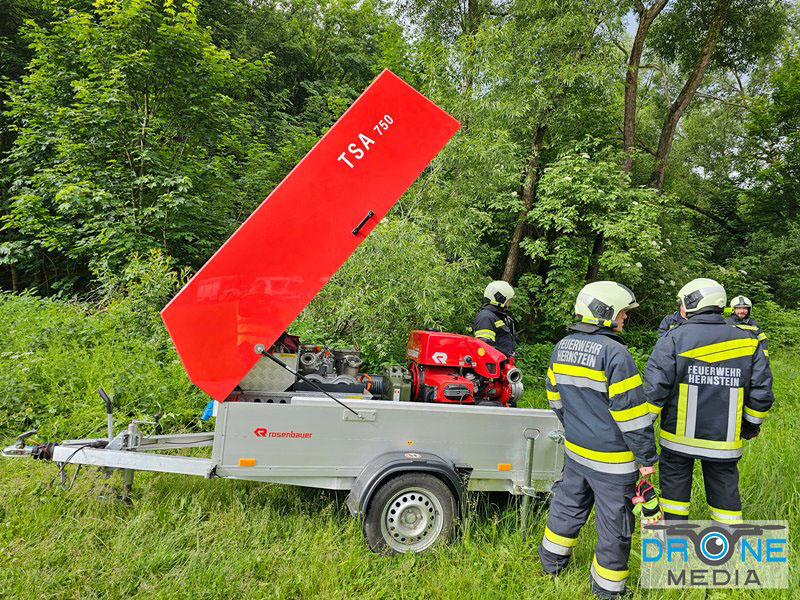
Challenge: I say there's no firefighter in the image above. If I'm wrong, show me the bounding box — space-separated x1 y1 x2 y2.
644 278 774 524
473 280 516 357
539 281 658 599
657 302 686 337
726 295 769 357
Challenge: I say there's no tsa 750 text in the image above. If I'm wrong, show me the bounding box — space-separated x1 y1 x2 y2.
336 115 395 169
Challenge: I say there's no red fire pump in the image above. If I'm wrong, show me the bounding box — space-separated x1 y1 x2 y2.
404 331 523 407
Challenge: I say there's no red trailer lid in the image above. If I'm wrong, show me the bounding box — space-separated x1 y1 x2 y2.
161 70 460 400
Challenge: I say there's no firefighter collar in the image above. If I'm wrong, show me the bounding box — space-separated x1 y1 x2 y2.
482 303 510 319
567 321 625 344
686 310 726 324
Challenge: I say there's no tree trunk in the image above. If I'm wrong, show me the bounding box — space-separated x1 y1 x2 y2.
10 266 19 292
649 0 730 190
459 0 481 117
502 124 546 282
450 0 483 201
586 232 605 282
623 0 669 174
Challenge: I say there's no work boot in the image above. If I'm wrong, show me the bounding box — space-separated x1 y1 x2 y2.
590 580 630 599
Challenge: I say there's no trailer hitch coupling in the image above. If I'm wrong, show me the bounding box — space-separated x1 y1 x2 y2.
16 429 37 449
2 430 40 458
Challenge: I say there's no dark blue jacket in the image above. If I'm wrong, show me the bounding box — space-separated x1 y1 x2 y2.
473 303 516 357
546 322 657 482
658 311 686 337
645 311 774 461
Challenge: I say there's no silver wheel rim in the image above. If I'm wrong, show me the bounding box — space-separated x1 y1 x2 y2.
380 486 445 553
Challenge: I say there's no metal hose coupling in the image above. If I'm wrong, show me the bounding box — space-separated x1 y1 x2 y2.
506 367 523 384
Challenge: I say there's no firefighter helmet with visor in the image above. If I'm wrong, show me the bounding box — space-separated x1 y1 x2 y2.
730 295 752 309
575 281 639 323
677 278 727 314
484 280 515 308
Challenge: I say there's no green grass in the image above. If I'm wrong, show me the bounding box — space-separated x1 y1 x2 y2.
0 294 797 598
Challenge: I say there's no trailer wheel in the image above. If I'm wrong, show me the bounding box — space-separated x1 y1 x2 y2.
364 472 456 555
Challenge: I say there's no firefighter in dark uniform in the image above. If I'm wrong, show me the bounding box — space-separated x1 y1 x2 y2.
726 295 769 358
657 303 686 337
473 280 516 357
539 281 658 599
644 279 774 523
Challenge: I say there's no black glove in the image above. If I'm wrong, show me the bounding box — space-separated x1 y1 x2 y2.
741 420 761 440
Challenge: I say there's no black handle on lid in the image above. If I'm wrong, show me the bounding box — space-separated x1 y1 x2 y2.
352 210 375 235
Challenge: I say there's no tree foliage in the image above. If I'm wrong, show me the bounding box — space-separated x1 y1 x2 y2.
0 0 797 355
3 0 271 289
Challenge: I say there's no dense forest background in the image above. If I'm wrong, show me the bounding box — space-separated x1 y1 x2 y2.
1 4 799 593
1 0 798 365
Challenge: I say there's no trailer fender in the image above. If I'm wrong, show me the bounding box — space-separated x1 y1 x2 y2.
346 451 472 517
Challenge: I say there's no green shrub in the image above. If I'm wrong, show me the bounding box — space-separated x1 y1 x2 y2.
747 301 800 350
0 284 207 441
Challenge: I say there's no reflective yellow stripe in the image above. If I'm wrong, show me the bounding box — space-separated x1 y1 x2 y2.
545 526 577 548
711 514 743 524
735 387 743 440
581 316 613 328
744 406 768 419
764 349 770 357
660 429 742 450
647 402 663 416
710 506 743 524
494 320 505 327
697 347 758 362
661 497 690 507
593 556 629 581
680 338 758 357
709 505 742 517
736 324 758 331
660 501 690 516
608 374 642 398
609 403 649 422
547 368 556 386
475 329 496 340
552 363 607 382
564 440 634 463
757 333 767 341
662 506 690 516
676 384 689 436
679 338 758 363
546 389 561 401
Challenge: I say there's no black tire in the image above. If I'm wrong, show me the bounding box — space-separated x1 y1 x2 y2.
363 472 456 555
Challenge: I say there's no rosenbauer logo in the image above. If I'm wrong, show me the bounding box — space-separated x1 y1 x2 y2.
253 427 313 439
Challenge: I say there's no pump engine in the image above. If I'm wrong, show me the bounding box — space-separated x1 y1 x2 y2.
403 330 523 407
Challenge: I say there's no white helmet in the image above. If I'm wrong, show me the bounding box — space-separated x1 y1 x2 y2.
575 281 639 323
678 278 726 314
484 280 515 307
730 295 752 309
